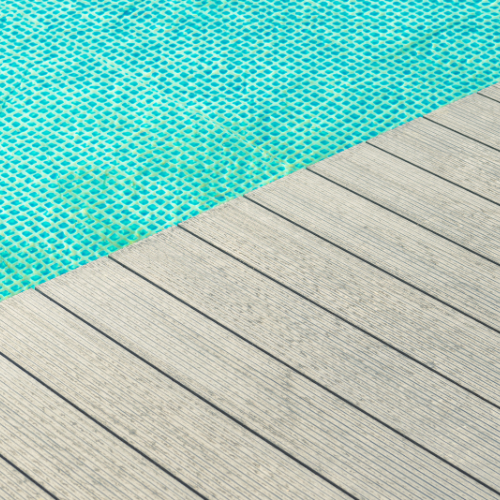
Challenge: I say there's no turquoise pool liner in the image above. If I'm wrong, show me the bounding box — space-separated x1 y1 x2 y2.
1 0 500 299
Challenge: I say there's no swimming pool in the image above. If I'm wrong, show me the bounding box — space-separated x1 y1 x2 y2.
1 0 499 300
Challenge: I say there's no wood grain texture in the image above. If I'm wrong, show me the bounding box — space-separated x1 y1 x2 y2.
426 93 500 151
39 256 498 500
368 116 500 204
479 83 500 103
244 170 500 331
112 226 500 492
176 198 500 406
309 143 500 263
0 290 345 500
0 350 199 500
0 459 53 500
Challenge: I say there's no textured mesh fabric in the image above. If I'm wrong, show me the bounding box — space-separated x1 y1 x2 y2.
1 0 500 299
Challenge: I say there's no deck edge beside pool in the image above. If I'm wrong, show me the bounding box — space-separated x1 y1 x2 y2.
1 84 500 499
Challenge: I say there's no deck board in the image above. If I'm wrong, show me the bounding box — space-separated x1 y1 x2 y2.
0 290 345 500
242 170 500 331
308 142 500 263
110 225 500 491
178 197 500 402
368 115 500 205
479 83 500 103
37 255 498 499
1 85 500 497
0 459 53 500
426 92 500 151
0 341 200 500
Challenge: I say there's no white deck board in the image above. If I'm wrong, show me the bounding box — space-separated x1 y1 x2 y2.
0 339 200 500
111 225 500 492
0 290 346 500
427 93 500 151
245 170 500 331
479 82 500 103
308 142 500 263
368 116 500 204
36 255 498 499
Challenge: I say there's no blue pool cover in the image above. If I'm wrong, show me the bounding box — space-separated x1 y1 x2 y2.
1 0 500 299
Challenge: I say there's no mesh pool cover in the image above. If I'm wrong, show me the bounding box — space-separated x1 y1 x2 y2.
1 0 500 299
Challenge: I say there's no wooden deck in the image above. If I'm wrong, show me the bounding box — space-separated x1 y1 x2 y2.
1 83 500 499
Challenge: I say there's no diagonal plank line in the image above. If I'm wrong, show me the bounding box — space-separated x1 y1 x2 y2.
35 283 358 500
112 226 499 494
244 194 500 339
423 113 500 156
367 141 500 208
477 92 500 106
306 166 500 267
0 326 209 500
0 454 59 500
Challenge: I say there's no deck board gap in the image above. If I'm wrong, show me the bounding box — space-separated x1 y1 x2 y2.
306 167 500 267
0 319 208 500
35 285 356 499
367 142 500 208
477 92 500 105
0 455 59 500
423 115 500 155
241 196 500 338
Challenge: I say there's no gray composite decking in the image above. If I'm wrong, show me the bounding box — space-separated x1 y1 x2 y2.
1 84 500 499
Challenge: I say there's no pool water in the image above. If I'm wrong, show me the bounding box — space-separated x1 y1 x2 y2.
1 0 499 300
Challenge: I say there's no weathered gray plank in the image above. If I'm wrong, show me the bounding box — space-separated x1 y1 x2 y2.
478 83 500 103
0 352 199 500
243 170 500 331
0 459 53 500
39 256 498 499
368 116 500 204
111 226 500 492
0 290 345 500
175 198 500 405
308 143 500 264
426 93 500 151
